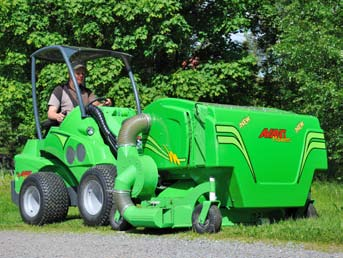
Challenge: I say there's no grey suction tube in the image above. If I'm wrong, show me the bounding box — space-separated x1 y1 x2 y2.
117 113 151 146
114 113 151 216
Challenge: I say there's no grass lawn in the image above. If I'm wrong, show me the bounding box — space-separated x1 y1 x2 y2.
1 171 342 252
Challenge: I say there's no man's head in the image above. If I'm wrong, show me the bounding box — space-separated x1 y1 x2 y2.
70 60 86 86
72 60 86 70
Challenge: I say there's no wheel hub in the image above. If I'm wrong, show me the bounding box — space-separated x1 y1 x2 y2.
23 186 41 217
83 179 104 215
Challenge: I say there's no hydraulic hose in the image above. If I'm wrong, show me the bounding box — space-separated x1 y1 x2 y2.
87 105 118 158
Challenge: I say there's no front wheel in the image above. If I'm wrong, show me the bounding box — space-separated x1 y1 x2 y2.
192 204 222 234
78 165 116 226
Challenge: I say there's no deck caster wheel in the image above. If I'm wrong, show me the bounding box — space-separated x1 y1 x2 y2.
192 204 222 233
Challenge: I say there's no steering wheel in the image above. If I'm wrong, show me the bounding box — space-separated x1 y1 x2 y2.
87 96 108 107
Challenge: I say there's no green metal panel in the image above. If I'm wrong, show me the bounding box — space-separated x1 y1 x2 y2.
15 94 328 229
13 139 54 193
123 179 216 228
143 99 192 170
14 106 136 185
143 98 328 210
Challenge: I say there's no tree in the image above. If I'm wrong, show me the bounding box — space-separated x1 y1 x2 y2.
0 0 258 161
255 0 343 178
1 0 340 180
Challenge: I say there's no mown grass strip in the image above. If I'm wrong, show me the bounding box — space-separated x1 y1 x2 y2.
1 171 342 252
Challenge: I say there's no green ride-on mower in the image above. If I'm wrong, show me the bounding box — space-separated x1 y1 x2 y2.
11 45 327 233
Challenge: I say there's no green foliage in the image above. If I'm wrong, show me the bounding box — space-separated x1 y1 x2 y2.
0 77 32 154
0 173 21 226
0 0 341 179
141 54 258 106
264 0 343 178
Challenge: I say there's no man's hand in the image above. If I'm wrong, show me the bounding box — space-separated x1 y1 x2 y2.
48 106 66 123
56 112 66 123
103 98 112 106
95 98 112 107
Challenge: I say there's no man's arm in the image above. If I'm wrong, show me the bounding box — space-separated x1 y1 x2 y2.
88 92 112 106
48 105 66 123
94 98 112 106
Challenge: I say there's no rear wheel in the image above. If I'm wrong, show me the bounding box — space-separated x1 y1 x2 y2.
305 201 318 218
286 193 319 219
78 165 116 226
19 172 69 225
304 192 318 218
192 204 222 233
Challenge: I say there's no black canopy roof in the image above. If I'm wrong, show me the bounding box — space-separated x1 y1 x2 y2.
31 45 132 64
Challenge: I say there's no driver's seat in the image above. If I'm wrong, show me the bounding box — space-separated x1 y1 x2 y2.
40 119 59 137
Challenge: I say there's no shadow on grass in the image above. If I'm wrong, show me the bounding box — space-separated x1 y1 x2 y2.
125 227 190 235
65 214 82 221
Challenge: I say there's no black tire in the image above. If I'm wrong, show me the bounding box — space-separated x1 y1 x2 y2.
305 201 318 218
192 204 222 234
286 202 319 220
78 165 116 226
19 172 69 225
